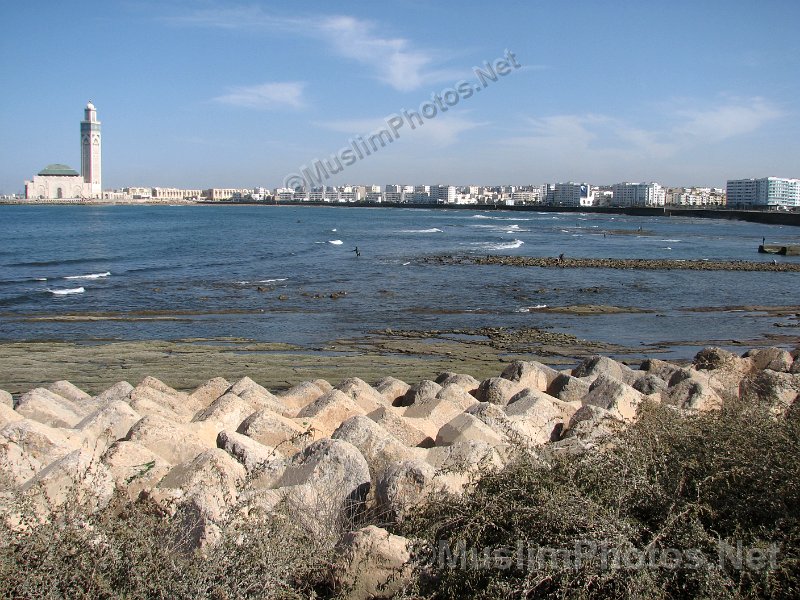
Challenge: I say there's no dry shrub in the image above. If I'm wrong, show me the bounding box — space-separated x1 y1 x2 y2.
401 400 800 599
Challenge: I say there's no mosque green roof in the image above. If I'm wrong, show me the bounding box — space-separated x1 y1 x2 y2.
38 164 80 176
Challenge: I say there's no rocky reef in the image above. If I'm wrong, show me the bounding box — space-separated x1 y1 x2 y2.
1 346 798 598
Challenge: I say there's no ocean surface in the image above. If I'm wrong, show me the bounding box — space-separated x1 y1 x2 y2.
1 204 799 359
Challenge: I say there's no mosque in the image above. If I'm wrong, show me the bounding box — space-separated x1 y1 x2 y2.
24 102 102 200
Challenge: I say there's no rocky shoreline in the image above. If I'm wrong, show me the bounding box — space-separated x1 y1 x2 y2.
1 346 798 597
423 254 800 271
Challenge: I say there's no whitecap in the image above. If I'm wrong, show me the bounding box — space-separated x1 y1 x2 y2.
258 278 288 283
398 228 443 233
402 261 411 266
661 239 681 243
662 247 672 250
331 228 337 232
48 287 85 295
518 304 548 312
328 240 344 245
64 271 110 280
34 277 48 281
474 239 524 251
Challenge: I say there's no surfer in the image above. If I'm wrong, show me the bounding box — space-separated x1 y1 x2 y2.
352 246 361 257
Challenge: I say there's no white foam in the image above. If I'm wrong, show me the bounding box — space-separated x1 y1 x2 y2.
48 287 85 295
661 239 681 243
328 240 344 245
662 247 672 250
474 239 525 251
331 228 337 232
65 272 110 280
34 277 48 281
398 228 443 233
471 215 530 221
259 278 287 283
518 304 547 312
402 261 411 266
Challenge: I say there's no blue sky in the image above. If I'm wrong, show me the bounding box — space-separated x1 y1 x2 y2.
1 0 799 193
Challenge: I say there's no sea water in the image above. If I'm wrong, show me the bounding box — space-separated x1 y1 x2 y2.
0 204 798 359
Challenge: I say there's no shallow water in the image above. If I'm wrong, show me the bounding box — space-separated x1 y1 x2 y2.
1 204 798 358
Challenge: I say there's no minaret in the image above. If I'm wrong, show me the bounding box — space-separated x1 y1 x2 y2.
80 101 102 196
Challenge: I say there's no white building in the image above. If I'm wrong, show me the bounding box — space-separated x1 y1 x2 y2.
551 183 595 207
611 182 665 207
726 177 800 208
667 187 726 206
25 102 103 200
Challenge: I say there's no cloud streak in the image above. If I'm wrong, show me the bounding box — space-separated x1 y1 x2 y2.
213 82 306 109
169 6 454 92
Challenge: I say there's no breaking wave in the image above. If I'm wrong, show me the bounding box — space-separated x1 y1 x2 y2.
48 287 85 295
64 272 111 280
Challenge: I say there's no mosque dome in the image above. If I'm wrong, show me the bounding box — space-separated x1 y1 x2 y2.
38 164 80 176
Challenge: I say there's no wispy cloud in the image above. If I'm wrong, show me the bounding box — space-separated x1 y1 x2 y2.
168 6 454 92
317 113 487 146
673 97 783 141
213 82 306 109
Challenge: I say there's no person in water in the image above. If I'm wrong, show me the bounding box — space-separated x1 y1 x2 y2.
353 246 361 257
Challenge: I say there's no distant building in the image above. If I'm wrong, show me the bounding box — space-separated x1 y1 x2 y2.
667 187 726 206
726 177 800 208
203 188 252 201
611 182 665 207
25 102 103 200
551 183 595 207
431 185 456 204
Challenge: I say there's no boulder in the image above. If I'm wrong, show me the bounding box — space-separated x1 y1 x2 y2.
582 375 643 422
189 377 231 411
0 434 42 485
0 402 23 429
101 440 172 499
278 438 371 519
664 378 723 411
573 355 639 386
75 400 142 450
740 371 800 415
502 393 571 444
501 360 559 392
92 381 135 405
335 378 388 413
434 372 480 394
375 459 439 522
237 408 312 458
435 412 507 447
21 446 115 515
0 389 12 407
216 429 284 480
436 383 480 411
632 374 668 396
125 415 212 465
744 347 794 373
563 404 621 445
193 392 256 431
639 357 682 383
473 377 522 406
227 377 289 416
693 347 753 396
366 406 433 448
403 389 469 434
0 418 81 469
332 526 412 600
15 387 85 428
296 390 365 438
277 381 326 414
332 416 418 477
546 374 592 404
152 448 246 522
127 380 195 423
397 380 442 408
311 379 334 393
424 440 505 476
46 380 91 404
374 377 410 405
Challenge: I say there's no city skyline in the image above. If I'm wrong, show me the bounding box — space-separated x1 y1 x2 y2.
1 0 799 194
